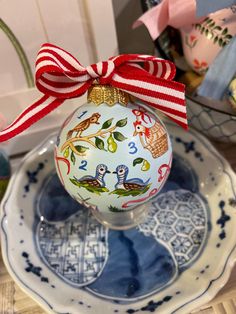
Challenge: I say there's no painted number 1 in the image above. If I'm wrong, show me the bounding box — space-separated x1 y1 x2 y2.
128 142 138 155
79 160 88 171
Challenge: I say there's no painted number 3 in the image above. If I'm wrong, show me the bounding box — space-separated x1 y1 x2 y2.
79 160 88 171
128 142 138 155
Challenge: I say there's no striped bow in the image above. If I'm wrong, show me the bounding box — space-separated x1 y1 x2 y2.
0 43 187 142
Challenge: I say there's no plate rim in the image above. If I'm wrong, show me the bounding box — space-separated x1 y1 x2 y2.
1 125 236 314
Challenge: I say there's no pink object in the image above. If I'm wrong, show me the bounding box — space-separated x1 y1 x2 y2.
133 0 199 40
180 7 236 74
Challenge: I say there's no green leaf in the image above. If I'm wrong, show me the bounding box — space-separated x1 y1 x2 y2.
222 27 228 35
195 24 201 30
133 157 144 166
74 145 89 153
214 26 222 31
205 18 211 24
95 137 105 150
109 184 151 198
225 34 233 40
113 131 127 142
209 21 215 28
70 178 109 195
219 38 223 47
63 147 69 158
200 27 205 34
101 118 113 129
205 29 209 36
214 36 218 44
116 117 127 127
108 205 126 212
70 151 76 165
70 178 80 187
222 41 227 47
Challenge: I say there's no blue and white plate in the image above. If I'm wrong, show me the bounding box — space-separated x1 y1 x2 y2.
1 124 236 314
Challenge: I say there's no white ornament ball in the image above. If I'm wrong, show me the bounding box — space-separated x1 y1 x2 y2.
54 92 172 218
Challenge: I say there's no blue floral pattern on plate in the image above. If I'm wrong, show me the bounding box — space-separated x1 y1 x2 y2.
1 123 236 314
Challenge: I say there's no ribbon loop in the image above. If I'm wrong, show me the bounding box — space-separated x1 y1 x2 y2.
0 43 187 142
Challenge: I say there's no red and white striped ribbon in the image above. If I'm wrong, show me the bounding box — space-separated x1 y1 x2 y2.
0 43 187 142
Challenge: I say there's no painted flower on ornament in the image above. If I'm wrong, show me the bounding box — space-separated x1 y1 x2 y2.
193 59 208 74
185 35 198 49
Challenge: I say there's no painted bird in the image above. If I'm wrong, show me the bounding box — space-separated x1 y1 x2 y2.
67 113 101 139
113 165 150 191
133 120 168 158
76 164 110 188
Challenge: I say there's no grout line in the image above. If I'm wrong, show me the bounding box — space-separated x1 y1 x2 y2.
77 0 98 63
35 0 49 42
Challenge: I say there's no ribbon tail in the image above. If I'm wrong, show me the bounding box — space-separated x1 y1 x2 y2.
112 73 188 130
0 95 64 142
132 0 169 40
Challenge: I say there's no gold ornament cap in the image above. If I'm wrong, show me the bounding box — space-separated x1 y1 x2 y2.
87 84 133 106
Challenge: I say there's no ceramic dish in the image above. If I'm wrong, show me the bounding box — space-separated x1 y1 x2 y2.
1 124 236 314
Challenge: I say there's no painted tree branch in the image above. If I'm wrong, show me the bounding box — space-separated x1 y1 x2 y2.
61 125 117 152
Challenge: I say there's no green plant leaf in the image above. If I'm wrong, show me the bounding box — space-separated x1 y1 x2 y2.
200 26 205 34
70 178 109 195
133 157 144 166
205 18 211 24
209 21 215 28
70 151 76 165
95 137 105 150
219 38 223 47
74 145 89 153
108 205 126 212
101 118 113 129
63 147 70 158
205 29 209 36
195 24 201 30
222 27 228 35
116 117 127 127
214 26 222 31
109 183 151 198
113 131 127 142
225 34 233 40
222 41 227 47
214 36 218 44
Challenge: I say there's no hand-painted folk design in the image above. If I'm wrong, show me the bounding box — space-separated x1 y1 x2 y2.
133 113 168 158
193 59 208 74
61 115 127 162
133 157 151 171
110 165 151 197
185 35 198 49
55 101 172 217
67 113 101 139
70 164 110 195
195 17 233 48
122 154 172 209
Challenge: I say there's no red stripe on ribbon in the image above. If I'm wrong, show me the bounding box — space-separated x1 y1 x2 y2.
0 43 187 142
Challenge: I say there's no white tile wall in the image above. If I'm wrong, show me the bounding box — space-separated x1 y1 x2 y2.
0 0 118 154
0 0 118 96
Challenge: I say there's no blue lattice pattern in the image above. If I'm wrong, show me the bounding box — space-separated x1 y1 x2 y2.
139 190 208 267
37 210 108 286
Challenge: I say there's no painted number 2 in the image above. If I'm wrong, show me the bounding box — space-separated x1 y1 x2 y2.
128 142 138 155
79 160 88 171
